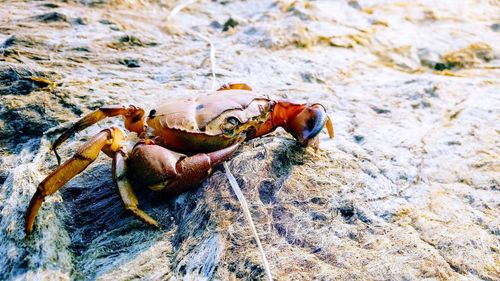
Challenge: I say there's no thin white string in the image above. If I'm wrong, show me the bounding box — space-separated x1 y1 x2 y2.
223 162 273 281
193 32 217 91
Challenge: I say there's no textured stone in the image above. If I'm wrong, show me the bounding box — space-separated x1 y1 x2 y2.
0 0 499 280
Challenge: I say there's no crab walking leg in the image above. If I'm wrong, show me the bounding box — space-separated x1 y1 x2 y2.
52 105 145 165
112 151 160 228
25 127 126 235
326 115 334 139
217 83 253 91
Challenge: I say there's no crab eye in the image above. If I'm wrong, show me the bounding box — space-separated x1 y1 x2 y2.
222 117 240 135
227 116 239 125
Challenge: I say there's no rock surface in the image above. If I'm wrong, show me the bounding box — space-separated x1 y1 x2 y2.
0 0 499 280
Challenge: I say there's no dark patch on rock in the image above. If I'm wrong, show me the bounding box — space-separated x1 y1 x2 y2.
300 72 314 83
370 105 391 114
1 36 17 49
61 167 125 247
41 3 60 8
312 247 322 253
354 134 365 144
274 222 286 237
0 103 60 148
357 210 372 224
171 192 212 249
0 65 51 95
434 62 453 71
2 35 39 49
71 46 91 52
348 231 359 241
178 264 187 275
255 150 266 160
119 58 140 68
258 179 278 204
110 35 158 49
490 23 500 32
32 12 68 23
209 20 222 29
242 259 265 280
72 17 87 25
222 18 239 32
99 19 120 30
271 150 292 178
235 176 246 191
58 164 170 278
418 48 442 69
311 212 328 221
348 0 362 10
244 27 258 36
310 197 327 205
337 204 372 224
51 89 84 116
98 19 114 25
338 204 355 222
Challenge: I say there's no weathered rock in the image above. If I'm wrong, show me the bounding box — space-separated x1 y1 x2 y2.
0 0 499 280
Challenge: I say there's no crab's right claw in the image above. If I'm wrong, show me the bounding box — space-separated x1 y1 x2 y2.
287 104 333 146
128 142 241 196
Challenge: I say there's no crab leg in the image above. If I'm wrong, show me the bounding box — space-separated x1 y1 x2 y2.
25 127 126 235
109 142 241 227
326 115 334 139
52 105 145 165
217 83 252 91
113 150 160 228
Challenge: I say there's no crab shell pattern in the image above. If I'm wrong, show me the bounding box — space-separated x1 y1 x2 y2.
25 83 334 235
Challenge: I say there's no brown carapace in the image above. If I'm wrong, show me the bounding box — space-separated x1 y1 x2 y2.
25 83 334 235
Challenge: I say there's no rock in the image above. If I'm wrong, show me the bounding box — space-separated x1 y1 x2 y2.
442 42 496 69
119 58 140 68
222 18 239 32
32 12 68 23
0 64 52 95
0 0 498 280
418 48 442 69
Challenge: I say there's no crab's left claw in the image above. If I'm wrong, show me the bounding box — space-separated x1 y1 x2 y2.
287 104 334 146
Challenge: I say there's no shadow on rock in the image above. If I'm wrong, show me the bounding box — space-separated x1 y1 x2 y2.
60 164 174 280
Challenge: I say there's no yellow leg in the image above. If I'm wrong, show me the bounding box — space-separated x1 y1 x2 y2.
25 127 126 235
52 105 145 165
217 83 253 91
326 115 334 139
112 151 160 228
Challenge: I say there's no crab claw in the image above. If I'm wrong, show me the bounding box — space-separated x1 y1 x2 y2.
127 142 241 195
287 104 334 146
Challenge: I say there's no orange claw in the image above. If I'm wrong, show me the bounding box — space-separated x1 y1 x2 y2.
268 101 333 146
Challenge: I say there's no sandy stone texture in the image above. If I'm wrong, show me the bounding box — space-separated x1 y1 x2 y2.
0 0 499 280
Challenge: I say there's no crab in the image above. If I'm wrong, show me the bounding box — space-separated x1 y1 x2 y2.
25 83 334 235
